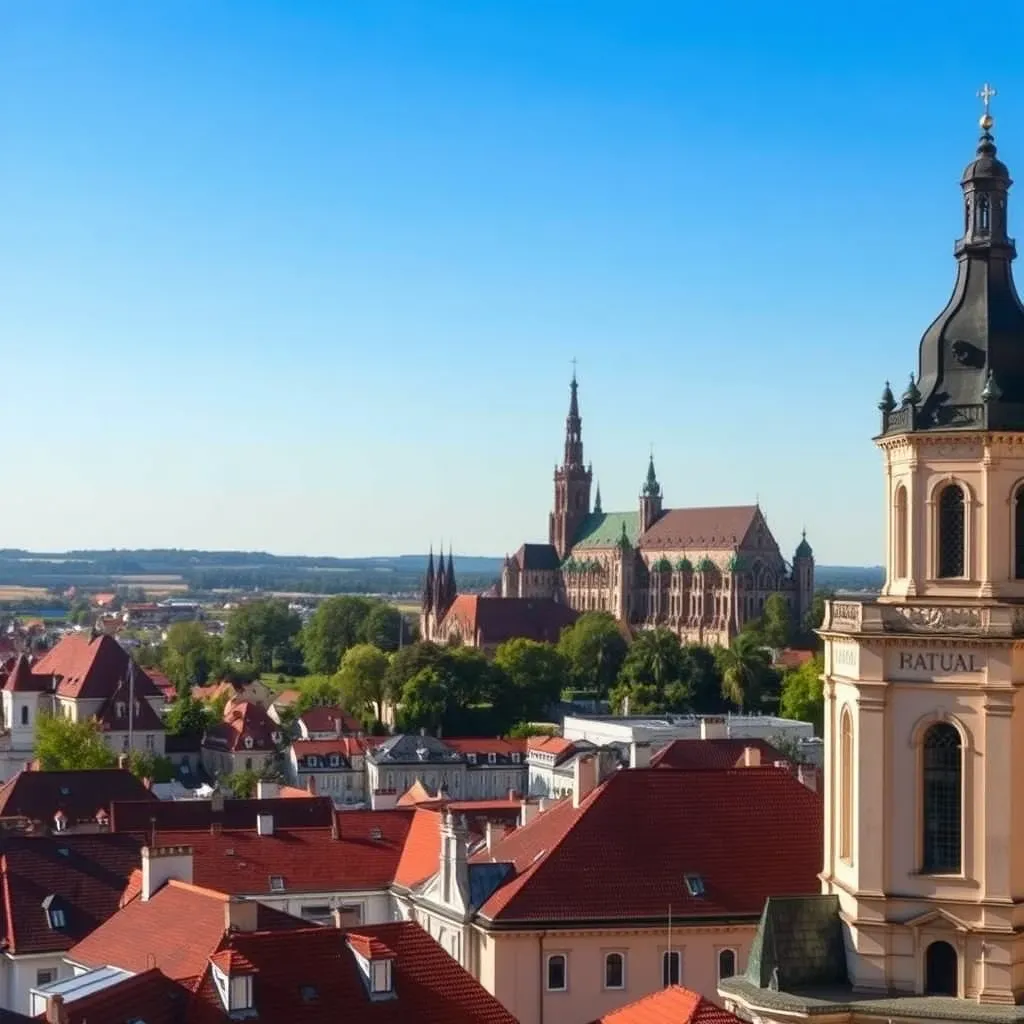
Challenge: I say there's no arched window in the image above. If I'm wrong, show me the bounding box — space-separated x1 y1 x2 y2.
546 954 567 992
662 950 681 987
1014 485 1024 579
718 948 737 980
922 724 962 873
893 485 908 579
978 195 991 233
937 485 965 578
604 952 624 990
925 940 958 995
19 706 28 726
839 709 854 862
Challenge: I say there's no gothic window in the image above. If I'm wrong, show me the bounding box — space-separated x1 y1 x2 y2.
839 708 853 862
925 940 958 996
978 194 991 233
1014 486 1024 579
937 485 965 578
893 485 908 579
922 723 962 874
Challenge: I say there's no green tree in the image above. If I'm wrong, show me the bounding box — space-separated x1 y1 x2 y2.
762 594 794 650
35 715 116 771
493 639 568 723
336 643 392 722
608 679 662 714
399 667 449 734
799 589 831 646
162 621 219 688
386 641 445 697
300 596 376 675
68 598 93 627
505 722 558 739
680 644 725 712
295 674 343 714
221 770 260 799
224 600 301 672
165 692 210 738
557 612 628 695
126 751 175 783
779 655 825 734
717 632 773 712
361 604 410 653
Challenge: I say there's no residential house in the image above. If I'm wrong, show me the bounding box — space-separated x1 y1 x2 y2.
0 833 141 1015
65 867 516 1023
286 736 381 806
651 739 821 791
592 985 743 1024
192 677 273 708
266 689 300 726
394 761 822 1024
527 734 620 798
201 701 280 778
440 739 528 799
295 704 362 739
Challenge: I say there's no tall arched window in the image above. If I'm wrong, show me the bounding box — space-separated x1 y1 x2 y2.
922 723 962 873
937 485 966 578
978 195 991 233
893 485 908 579
604 952 624 990
839 709 853 862
718 948 737 980
925 940 958 995
1014 486 1024 579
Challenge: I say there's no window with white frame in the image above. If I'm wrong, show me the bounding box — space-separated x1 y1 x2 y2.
718 948 737 980
36 969 55 987
546 953 567 991
487 752 497 764
662 950 681 987
145 734 155 750
604 952 625 989
371 959 393 994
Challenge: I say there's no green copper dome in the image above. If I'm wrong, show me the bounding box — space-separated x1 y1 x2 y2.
696 556 715 573
675 558 693 573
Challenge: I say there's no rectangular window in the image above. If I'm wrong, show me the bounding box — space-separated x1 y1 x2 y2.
338 904 362 927
269 875 285 892
229 975 253 1010
36 969 55 987
371 960 392 993
145 734 155 750
488 752 497 764
301 905 332 924
662 950 681 987
546 953 567 991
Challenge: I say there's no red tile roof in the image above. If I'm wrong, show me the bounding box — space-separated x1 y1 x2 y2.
209 947 259 974
190 921 517 1023
637 506 761 550
442 738 527 756
55 967 186 1024
527 735 576 756
440 595 579 647
140 810 415 895
298 705 361 735
1 654 49 693
32 633 162 701
203 700 279 753
94 679 165 732
292 737 381 761
593 986 742 1024
146 668 178 699
473 767 821 924
0 833 142 953
775 648 816 670
0 768 156 827
392 808 442 888
110 796 336 834
649 739 792 771
346 932 396 959
68 879 305 981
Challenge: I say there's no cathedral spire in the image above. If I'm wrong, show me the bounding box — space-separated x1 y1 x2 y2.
642 451 661 498
594 482 602 514
433 543 447 613
563 366 584 469
445 545 457 606
881 85 1024 435
421 546 435 613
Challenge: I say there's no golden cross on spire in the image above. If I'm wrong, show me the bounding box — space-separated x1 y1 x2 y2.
979 82 997 115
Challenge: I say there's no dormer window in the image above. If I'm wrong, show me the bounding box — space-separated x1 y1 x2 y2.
308 756 319 769
371 959 393 994
115 702 127 718
210 950 257 1015
347 934 396 1001
467 753 477 764
269 875 285 892
512 753 521 764
684 873 705 897
487 752 497 765
330 755 340 767
42 895 66 930
243 736 254 750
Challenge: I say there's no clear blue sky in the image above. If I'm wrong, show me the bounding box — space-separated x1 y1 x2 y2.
2 1 1021 565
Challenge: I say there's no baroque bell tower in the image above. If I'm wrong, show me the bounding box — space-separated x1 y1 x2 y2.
549 368 593 559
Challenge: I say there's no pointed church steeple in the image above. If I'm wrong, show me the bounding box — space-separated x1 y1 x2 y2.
445 546 457 606
421 547 435 614
594 482 603 514
883 84 1024 434
433 544 448 614
642 452 661 498
639 449 663 533
549 364 593 559
563 368 584 469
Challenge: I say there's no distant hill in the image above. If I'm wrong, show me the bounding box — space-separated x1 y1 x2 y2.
0 547 884 600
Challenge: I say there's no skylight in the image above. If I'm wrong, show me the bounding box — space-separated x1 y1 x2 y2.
684 873 705 897
269 875 285 892
300 985 318 1003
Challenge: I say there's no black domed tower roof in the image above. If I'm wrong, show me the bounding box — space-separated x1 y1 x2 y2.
879 85 1024 435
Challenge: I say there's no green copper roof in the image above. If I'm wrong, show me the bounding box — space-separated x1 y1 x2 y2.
745 895 847 991
652 556 672 572
571 511 640 550
696 556 715 573
675 557 692 572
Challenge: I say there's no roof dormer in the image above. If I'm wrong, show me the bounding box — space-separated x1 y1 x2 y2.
209 948 258 1017
347 933 397 1001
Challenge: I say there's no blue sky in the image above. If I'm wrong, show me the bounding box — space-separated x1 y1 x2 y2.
2 1 1021 564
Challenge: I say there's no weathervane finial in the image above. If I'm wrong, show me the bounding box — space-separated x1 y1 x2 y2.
978 82 997 131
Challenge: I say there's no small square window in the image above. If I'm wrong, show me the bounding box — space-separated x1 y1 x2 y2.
467 753 477 764
36 969 55 987
488 752 497 764
546 953 567 991
684 873 705 897
269 875 285 892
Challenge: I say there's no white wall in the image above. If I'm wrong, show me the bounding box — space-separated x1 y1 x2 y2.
243 888 392 926
4 952 71 1016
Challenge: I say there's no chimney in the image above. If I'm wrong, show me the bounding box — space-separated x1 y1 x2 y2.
335 715 342 738
332 907 344 929
256 780 279 799
742 746 761 767
485 821 508 854
572 753 599 809
256 813 274 837
224 897 259 933
519 799 538 827
699 716 728 740
141 845 194 900
797 763 819 792
211 788 225 813
306 775 317 796
44 994 68 1024
438 812 470 910
628 741 651 769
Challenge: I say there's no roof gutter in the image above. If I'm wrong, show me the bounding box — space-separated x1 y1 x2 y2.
477 911 760 932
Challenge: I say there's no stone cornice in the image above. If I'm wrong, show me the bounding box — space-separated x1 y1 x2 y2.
822 599 1024 640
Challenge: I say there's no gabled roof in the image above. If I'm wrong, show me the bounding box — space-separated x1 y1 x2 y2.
473 767 821 924
637 505 761 551
68 879 305 981
512 543 561 571
32 633 162 701
0 768 156 826
297 704 361 735
1 654 49 693
292 737 379 764
94 679 166 732
0 833 142 953
592 985 742 1024
440 596 578 647
189 921 518 1023
442 738 527 757
392 808 443 888
110 795 336 834
650 738 790 771
202 700 278 752
42 966 185 1024
571 511 641 550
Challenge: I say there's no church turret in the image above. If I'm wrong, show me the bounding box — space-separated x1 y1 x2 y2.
594 482 603 514
444 547 457 608
792 529 814 625
422 548 435 615
549 368 593 559
639 453 663 533
433 548 448 618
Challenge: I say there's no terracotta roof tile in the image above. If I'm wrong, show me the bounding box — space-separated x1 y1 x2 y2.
110 795 336 834
190 921 517 1023
32 633 162 701
440 596 578 646
292 737 381 761
202 700 279 753
526 735 576 756
346 932 396 959
637 506 760 550
68 879 305 981
209 947 259 974
442 738 527 756
0 768 156 827
298 705 361 735
473 767 821 923
649 739 791 771
1 655 49 693
392 808 442 888
593 985 743 1024
56 967 186 1024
